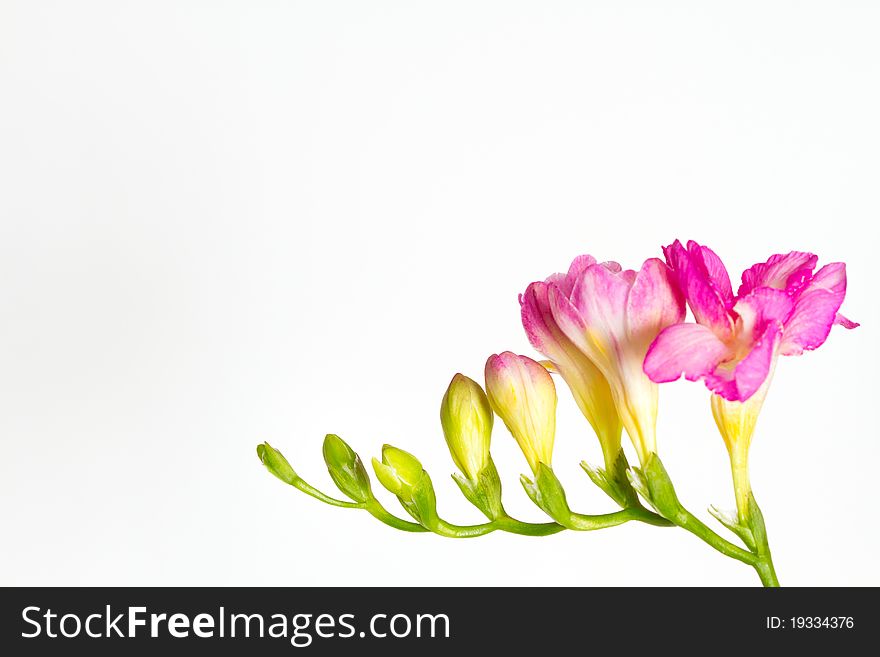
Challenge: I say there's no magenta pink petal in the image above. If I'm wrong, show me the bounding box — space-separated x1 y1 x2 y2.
780 289 844 355
643 323 731 383
779 262 850 355
834 313 859 329
689 241 734 308
738 251 818 297
663 239 735 340
705 323 782 401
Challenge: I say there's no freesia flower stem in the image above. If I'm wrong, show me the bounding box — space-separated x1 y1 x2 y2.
668 507 759 566
272 463 430 532
432 516 563 538
642 455 759 565
626 506 675 527
432 506 671 537
755 560 779 587
430 519 495 538
432 510 664 538
363 500 429 533
290 478 363 509
641 454 780 585
491 516 566 536
565 506 672 530
666 503 780 586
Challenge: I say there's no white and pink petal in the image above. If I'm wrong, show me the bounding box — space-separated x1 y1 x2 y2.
568 264 631 345
626 258 685 343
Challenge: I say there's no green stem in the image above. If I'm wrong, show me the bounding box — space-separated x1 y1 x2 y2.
670 506 758 566
744 493 780 587
625 506 675 527
432 515 565 538
492 516 566 536
286 474 430 532
432 519 496 538
288 475 565 538
755 560 779 587
643 454 758 566
364 500 429 532
642 454 781 585
291 478 362 508
565 506 672 531
432 504 672 538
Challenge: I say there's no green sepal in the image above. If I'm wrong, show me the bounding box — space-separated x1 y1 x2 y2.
408 471 439 526
581 449 640 509
521 463 571 524
744 493 770 556
452 458 505 520
322 434 373 503
708 505 757 551
581 462 621 504
639 454 685 522
625 466 650 501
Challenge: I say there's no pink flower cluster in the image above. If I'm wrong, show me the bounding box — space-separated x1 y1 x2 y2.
518 240 857 464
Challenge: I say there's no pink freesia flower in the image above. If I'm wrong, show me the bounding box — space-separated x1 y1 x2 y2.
522 255 684 466
520 263 622 472
644 240 859 402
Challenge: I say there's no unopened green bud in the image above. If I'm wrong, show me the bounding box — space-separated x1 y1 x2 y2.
372 445 438 524
257 442 298 485
371 445 424 498
440 374 493 482
322 434 372 503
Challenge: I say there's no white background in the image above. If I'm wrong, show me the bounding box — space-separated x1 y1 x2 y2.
1 1 878 587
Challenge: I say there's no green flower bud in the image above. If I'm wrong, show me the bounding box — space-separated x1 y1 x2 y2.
440 374 493 482
371 445 423 498
322 434 372 503
256 442 298 485
372 445 438 525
